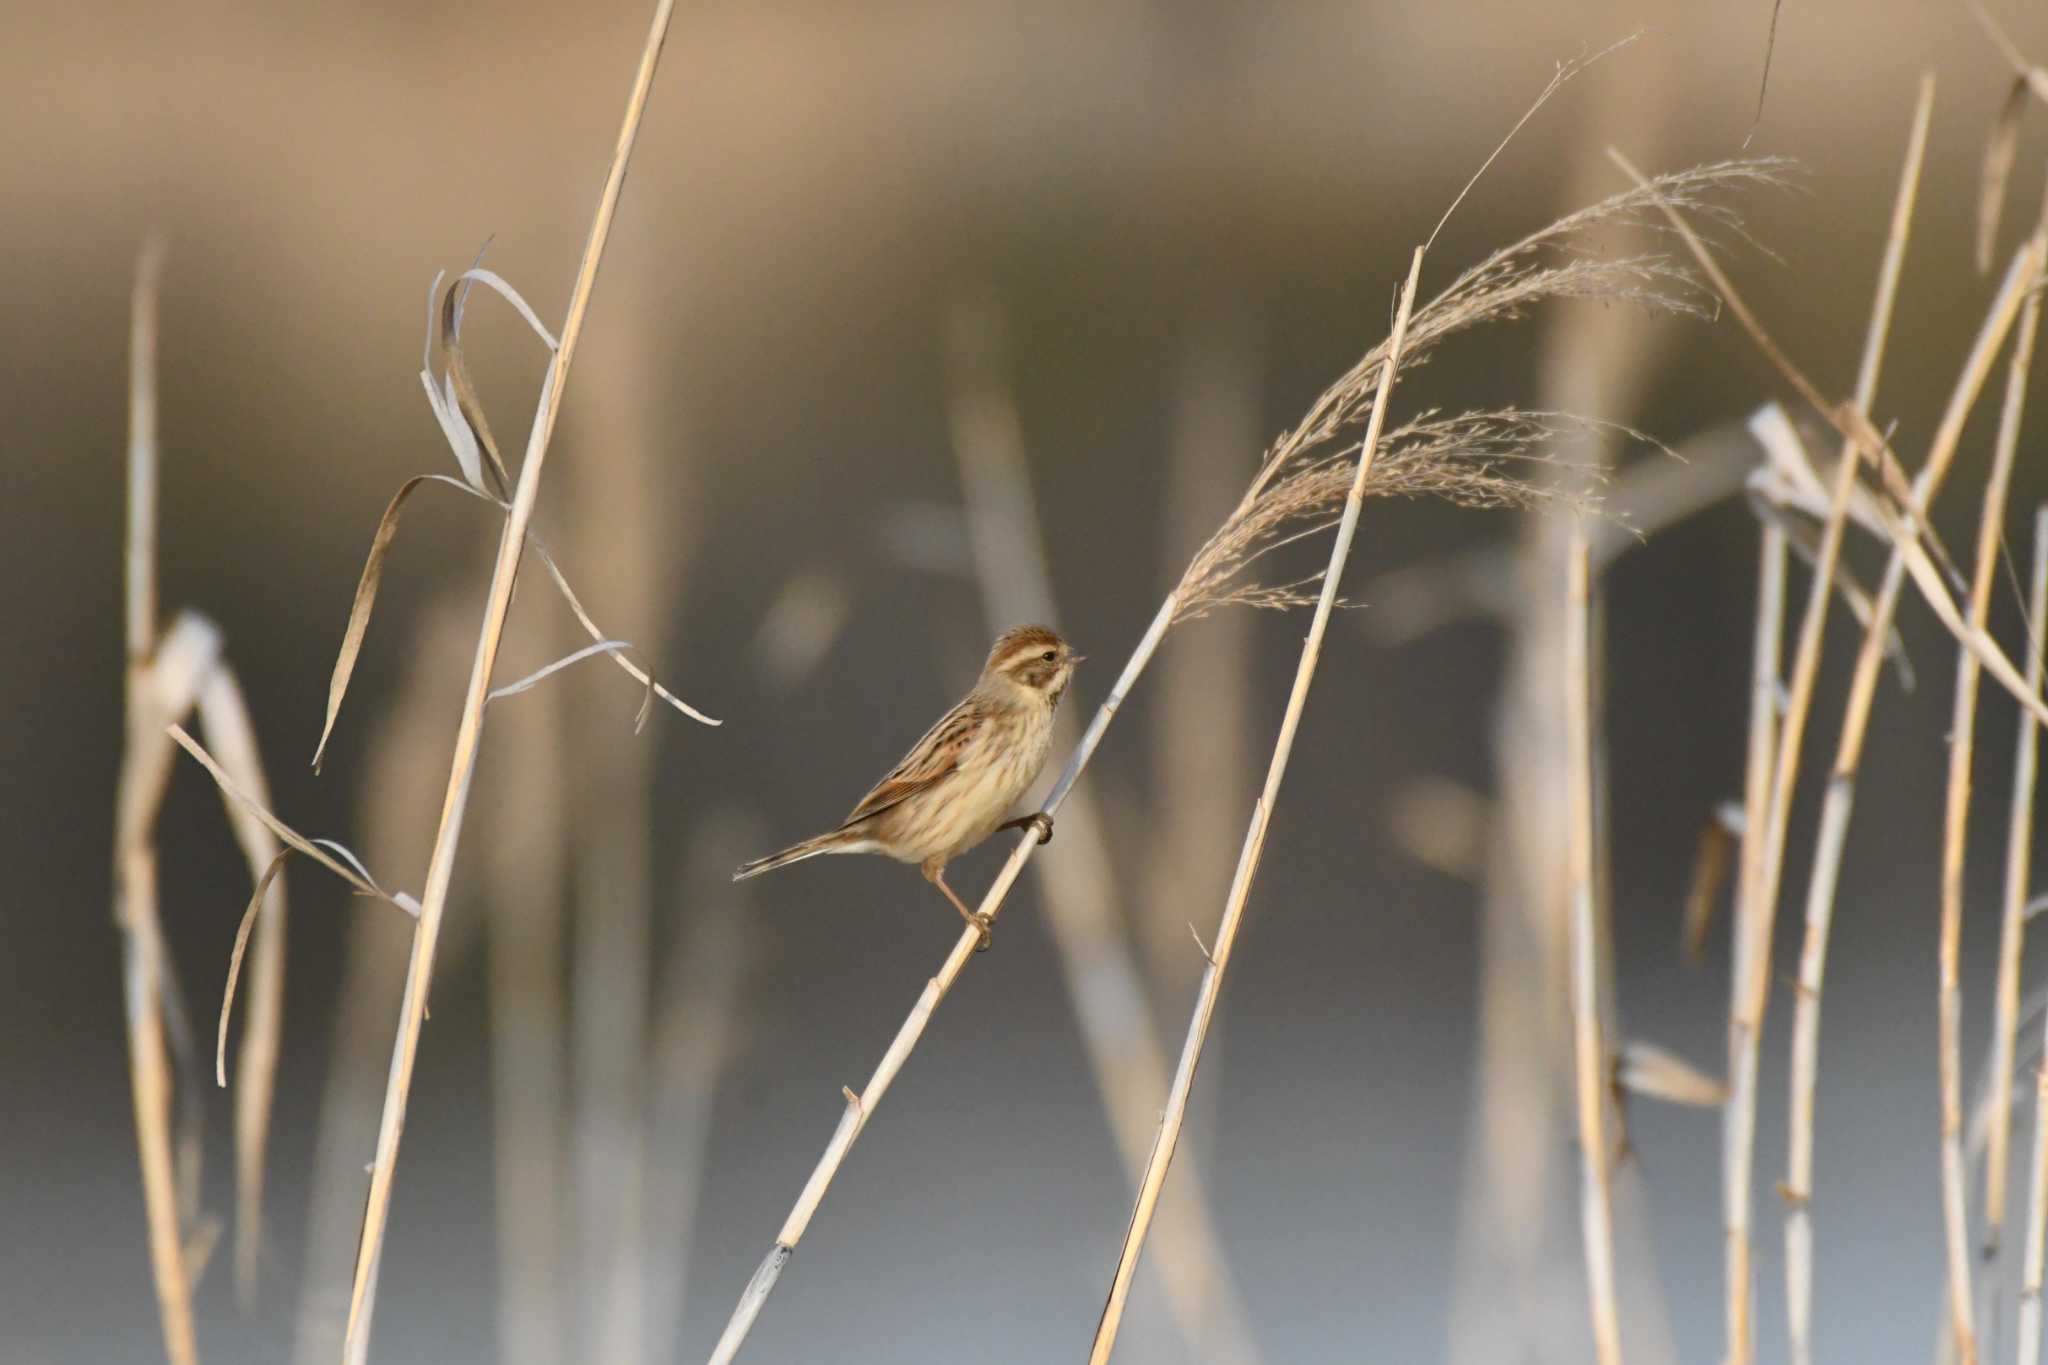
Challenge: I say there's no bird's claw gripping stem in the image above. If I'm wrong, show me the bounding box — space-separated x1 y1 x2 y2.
1002 812 1055 846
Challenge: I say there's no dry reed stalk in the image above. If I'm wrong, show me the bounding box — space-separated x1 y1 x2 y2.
116 247 299 1339
2014 506 2048 1365
289 592 473 1365
1732 517 1787 1362
947 296 1264 1364
1564 526 1621 1365
1720 367 1867 1365
1990 418 2048 1267
1933 201 2038 1364
1614 152 2048 726
1613 139 2047 1365
1087 247 1423 1363
341 4 680 1353
1781 76 1933 1365
114 235 200 1365
703 154 1763 1363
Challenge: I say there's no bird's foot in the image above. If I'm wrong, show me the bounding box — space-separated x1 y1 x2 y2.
1001 811 1055 846
970 911 993 952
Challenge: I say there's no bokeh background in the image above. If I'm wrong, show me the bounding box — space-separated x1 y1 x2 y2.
11 1 2048 1361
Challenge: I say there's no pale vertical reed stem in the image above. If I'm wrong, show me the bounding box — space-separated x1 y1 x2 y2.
1086 247 1424 1365
1565 527 1621 1365
947 296 1264 1364
1764 187 2044 1365
1979 260 2047 1269
706 589 1182 1365
194 665 289 1306
116 235 200 1365
483 661 569 1365
1614 139 2045 1365
566 283 678 1365
1728 520 1786 1365
2014 507 2048 1365
645 824 753 1360
1934 213 2036 1365
1454 89 1680 1361
1783 75 1934 1365
342 4 678 1355
1723 319 1871 1365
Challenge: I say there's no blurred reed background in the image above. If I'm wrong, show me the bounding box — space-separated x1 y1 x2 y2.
13 1 2048 1362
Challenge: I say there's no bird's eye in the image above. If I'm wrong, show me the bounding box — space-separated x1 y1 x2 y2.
1041 650 1057 663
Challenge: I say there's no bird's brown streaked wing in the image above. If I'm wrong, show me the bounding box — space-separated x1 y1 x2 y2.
838 703 986 828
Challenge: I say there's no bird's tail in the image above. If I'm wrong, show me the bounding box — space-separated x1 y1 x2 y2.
732 832 846 882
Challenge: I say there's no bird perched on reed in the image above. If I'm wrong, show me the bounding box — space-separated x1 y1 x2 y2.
734 624 1082 949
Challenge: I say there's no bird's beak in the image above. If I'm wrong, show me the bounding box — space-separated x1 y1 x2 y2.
1069 653 1086 664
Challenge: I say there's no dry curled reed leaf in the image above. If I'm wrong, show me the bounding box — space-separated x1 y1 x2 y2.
484 639 635 705
312 469 717 766
311 472 474 770
1981 76 2031 276
1617 1040 1727 1108
171 724 415 912
315 262 718 767
1682 810 1737 964
218 848 292 1087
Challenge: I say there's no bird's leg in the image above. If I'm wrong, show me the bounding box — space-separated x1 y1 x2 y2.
924 860 992 951
998 811 1055 846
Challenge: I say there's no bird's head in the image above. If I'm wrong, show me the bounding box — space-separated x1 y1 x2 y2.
982 624 1083 710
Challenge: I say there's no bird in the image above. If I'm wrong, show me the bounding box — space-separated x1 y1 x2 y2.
733 624 1083 949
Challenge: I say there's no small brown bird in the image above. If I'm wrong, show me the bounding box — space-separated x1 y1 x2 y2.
734 624 1083 948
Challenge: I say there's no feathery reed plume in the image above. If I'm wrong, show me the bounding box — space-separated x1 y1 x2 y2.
1564 525 1622 1365
1781 77 1934 1365
947 293 1264 1364
703 153 1771 1364
338 6 684 1354
2014 505 2048 1365
114 235 200 1365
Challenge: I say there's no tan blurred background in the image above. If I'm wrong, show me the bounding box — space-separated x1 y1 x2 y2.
7 1 2048 1361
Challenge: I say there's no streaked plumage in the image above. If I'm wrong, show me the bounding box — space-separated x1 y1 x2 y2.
734 625 1082 947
